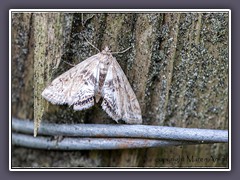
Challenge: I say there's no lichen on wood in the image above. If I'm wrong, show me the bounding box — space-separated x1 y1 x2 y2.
33 13 68 136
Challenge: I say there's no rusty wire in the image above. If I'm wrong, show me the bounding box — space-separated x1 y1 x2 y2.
11 117 228 150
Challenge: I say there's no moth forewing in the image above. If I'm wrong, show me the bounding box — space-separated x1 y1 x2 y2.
102 56 142 124
42 54 99 106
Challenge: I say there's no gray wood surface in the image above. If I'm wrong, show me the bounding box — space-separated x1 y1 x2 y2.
11 12 229 168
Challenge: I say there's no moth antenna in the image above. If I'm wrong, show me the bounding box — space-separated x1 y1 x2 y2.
111 46 132 55
71 33 100 53
83 35 100 53
62 60 75 67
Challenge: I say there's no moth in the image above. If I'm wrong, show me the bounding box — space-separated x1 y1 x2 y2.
42 46 142 124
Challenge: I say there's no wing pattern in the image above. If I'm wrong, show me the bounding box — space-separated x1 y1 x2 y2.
101 57 142 124
42 54 100 110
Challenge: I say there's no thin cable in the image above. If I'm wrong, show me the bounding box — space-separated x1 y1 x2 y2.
12 133 208 150
12 118 228 143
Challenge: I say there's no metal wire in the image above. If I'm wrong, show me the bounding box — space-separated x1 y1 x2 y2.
12 133 200 150
11 118 228 150
12 118 228 142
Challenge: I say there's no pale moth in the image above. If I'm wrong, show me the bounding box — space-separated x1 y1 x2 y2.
42 46 142 126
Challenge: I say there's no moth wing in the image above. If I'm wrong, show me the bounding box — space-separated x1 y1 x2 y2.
42 54 100 110
101 58 142 124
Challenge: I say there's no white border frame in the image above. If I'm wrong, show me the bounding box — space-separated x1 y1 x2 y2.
9 9 231 171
